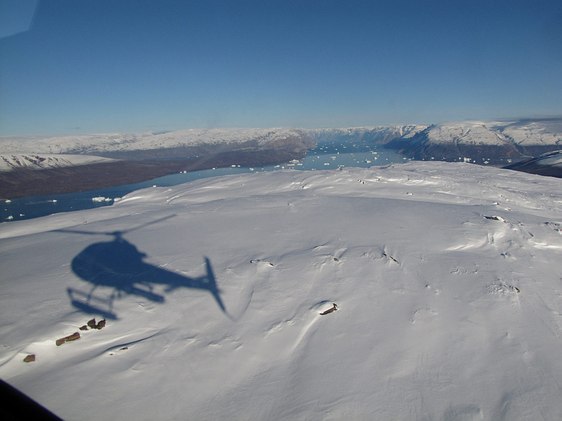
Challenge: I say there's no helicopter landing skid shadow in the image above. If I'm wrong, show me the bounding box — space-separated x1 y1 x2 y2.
59 216 228 319
67 287 120 320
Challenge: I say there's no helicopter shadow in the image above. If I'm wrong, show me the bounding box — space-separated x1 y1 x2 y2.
59 216 227 320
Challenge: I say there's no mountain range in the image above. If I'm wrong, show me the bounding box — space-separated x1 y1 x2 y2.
0 118 560 198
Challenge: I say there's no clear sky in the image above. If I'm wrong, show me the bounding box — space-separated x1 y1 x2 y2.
1 0 561 136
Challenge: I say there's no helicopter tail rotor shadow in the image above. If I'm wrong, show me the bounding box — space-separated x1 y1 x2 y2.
204 256 227 314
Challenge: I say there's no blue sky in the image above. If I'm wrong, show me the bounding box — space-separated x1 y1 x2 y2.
1 0 561 136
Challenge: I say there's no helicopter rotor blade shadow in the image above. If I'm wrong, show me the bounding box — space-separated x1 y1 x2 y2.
54 214 176 237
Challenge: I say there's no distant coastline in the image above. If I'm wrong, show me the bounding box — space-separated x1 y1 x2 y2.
0 148 305 200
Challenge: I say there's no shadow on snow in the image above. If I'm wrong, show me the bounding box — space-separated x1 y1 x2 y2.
58 216 227 320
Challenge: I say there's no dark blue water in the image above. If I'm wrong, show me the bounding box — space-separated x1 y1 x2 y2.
2 146 408 222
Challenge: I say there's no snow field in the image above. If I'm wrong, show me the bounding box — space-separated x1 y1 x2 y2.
0 162 561 420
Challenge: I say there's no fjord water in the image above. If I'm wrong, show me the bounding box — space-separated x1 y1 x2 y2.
2 146 407 222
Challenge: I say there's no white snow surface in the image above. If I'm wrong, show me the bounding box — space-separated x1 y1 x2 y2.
0 154 115 172
1 162 562 420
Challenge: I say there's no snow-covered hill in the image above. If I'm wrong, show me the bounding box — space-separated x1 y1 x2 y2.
497 119 562 156
425 122 508 145
421 119 562 147
0 154 115 172
387 118 562 164
1 162 561 420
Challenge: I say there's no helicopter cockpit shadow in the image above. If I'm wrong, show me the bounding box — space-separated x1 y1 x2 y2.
58 216 227 320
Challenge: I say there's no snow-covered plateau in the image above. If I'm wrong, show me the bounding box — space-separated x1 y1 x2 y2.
1 161 562 420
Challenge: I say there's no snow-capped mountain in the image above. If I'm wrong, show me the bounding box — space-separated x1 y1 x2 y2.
495 118 562 155
1 162 561 420
386 118 562 164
